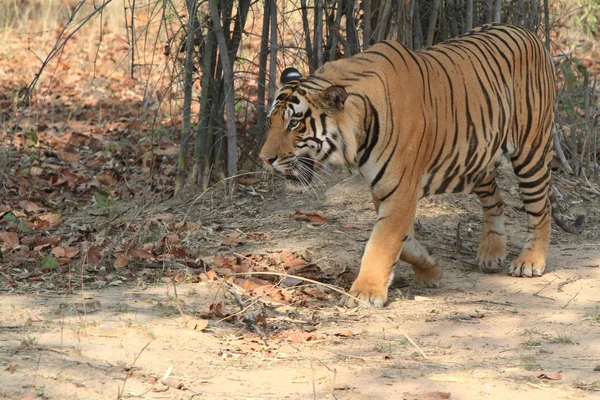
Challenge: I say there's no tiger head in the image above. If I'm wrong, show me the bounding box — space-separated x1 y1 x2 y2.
259 67 353 183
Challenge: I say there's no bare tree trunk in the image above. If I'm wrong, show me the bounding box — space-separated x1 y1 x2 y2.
267 0 277 108
374 0 392 42
343 0 360 55
426 0 441 46
493 0 502 23
328 0 344 61
413 0 423 49
314 0 324 68
209 0 237 179
300 0 314 72
543 0 550 50
465 0 473 32
175 0 199 195
364 0 372 49
191 26 214 187
255 0 270 150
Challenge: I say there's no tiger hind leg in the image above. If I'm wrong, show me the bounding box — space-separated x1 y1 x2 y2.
508 145 553 277
473 173 507 273
401 228 443 287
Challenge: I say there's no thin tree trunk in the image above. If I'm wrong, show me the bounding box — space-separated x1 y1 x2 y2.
314 0 324 68
465 0 473 32
175 0 199 195
426 0 441 46
493 0 502 23
267 0 277 108
255 0 270 150
190 27 214 187
343 0 359 55
543 0 550 50
328 0 344 61
300 0 314 72
374 0 392 42
364 0 372 49
448 0 459 37
228 0 250 62
413 0 423 49
209 0 237 178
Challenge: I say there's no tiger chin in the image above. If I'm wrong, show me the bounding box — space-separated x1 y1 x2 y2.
260 24 584 308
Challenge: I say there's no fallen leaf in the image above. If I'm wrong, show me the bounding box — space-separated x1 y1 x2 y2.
29 166 43 176
282 257 307 269
128 248 155 260
85 246 103 264
238 176 260 185
537 372 562 380
114 253 129 269
186 319 209 331
222 237 246 246
20 201 44 213
164 234 180 245
334 329 354 337
37 213 63 228
246 231 272 241
293 210 327 225
0 231 19 248
277 329 315 343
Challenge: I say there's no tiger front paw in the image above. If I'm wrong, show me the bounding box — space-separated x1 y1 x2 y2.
477 235 506 273
509 250 546 277
339 278 388 308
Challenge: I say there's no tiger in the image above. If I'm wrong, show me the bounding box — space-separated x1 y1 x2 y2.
259 23 584 307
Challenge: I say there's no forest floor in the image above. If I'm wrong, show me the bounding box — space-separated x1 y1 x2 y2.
2 166 600 400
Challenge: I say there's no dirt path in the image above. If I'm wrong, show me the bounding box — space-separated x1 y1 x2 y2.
1 168 600 400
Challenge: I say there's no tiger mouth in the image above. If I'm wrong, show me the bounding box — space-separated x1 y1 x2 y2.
283 158 314 183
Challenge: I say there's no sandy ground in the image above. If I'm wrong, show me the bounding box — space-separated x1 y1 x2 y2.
1 165 600 400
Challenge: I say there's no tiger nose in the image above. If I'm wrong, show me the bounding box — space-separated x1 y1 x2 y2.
260 155 277 165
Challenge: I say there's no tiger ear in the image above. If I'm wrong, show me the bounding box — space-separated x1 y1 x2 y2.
320 85 348 111
280 67 302 84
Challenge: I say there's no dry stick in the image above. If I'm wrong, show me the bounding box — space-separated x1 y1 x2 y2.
228 267 428 360
534 277 556 295
562 292 579 309
557 277 579 292
215 274 266 343
171 275 186 319
117 340 154 399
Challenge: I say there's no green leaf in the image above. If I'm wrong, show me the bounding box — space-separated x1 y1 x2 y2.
42 256 59 269
93 191 109 208
24 131 39 145
17 220 31 233
3 213 17 222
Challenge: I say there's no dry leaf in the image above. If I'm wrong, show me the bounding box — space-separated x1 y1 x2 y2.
20 201 44 213
537 372 562 380
0 231 19 248
186 319 209 331
128 248 155 260
222 237 246 246
114 253 129 269
293 210 327 225
165 234 180 245
238 176 260 185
